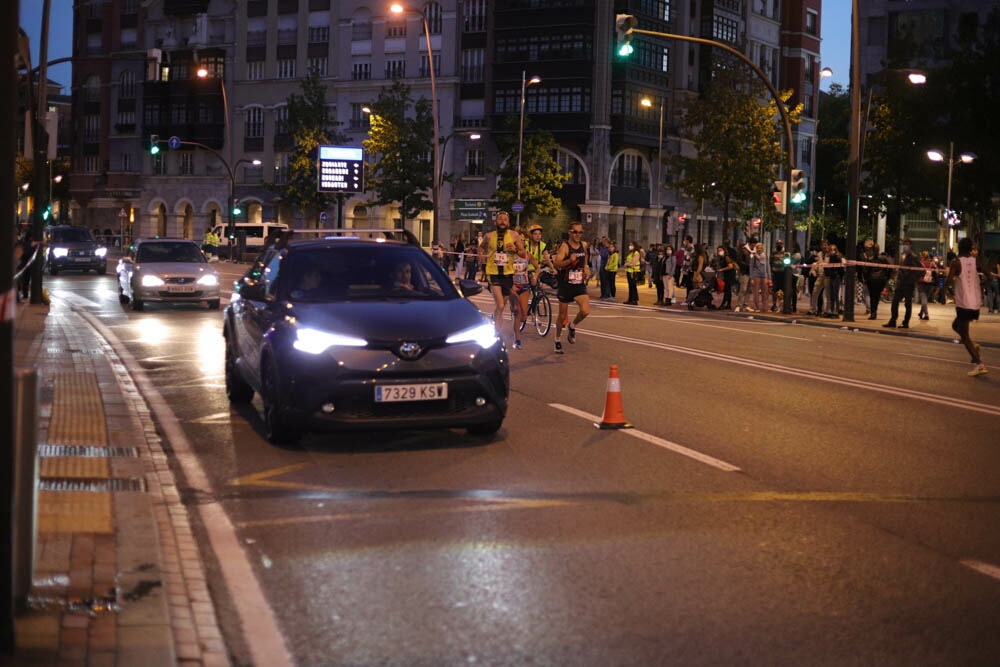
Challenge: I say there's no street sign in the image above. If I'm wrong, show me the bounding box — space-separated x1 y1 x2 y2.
511 201 524 213
318 145 364 193
168 136 181 150
452 199 489 221
118 208 127 219
320 212 328 223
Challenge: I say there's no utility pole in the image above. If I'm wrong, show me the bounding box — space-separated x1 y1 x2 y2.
29 0 52 304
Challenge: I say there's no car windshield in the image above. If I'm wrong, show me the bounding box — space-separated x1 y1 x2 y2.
283 246 457 302
51 228 95 243
136 242 206 264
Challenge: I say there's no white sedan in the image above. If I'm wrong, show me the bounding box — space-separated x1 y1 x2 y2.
117 238 221 311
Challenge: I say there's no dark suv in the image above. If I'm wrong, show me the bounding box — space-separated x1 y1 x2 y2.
223 229 509 444
45 225 107 275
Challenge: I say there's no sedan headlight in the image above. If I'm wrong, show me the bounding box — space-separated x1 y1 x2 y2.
51 247 69 258
95 247 108 257
446 322 499 349
293 327 368 354
197 274 219 286
141 274 165 287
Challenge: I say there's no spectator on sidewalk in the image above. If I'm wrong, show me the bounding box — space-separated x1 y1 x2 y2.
662 244 677 306
604 241 619 301
809 239 830 316
714 244 737 310
984 254 1000 314
864 243 890 320
624 241 642 304
734 238 752 312
824 244 845 317
884 238 922 329
598 237 611 299
748 241 770 312
769 239 787 312
917 250 936 320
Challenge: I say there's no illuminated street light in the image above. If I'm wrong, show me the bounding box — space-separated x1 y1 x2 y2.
391 3 440 244
640 96 664 239
927 142 976 250
516 71 541 227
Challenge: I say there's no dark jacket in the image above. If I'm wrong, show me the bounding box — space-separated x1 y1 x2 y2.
896 251 923 289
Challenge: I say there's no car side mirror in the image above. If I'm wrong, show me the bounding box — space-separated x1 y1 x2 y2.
456 279 482 298
238 279 267 301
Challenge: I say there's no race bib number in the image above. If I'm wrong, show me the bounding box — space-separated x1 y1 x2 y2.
568 269 584 285
494 252 509 266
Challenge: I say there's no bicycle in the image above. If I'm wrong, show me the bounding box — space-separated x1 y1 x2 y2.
507 278 553 337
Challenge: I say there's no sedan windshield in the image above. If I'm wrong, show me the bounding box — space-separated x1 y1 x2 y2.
137 242 206 264
283 246 456 302
51 228 95 243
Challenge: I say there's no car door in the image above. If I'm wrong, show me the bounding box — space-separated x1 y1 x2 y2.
236 249 283 376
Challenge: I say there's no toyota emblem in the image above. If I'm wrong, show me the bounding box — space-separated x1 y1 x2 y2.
398 342 422 359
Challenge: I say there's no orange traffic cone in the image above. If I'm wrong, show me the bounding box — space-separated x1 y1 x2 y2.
595 365 633 429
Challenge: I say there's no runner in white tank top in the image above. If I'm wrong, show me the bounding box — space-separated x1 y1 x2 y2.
946 238 987 376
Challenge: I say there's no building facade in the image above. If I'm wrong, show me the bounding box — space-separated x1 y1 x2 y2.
68 0 820 250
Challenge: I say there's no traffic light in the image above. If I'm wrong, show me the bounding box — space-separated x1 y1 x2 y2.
149 134 160 155
615 14 636 57
782 252 792 266
790 169 807 204
773 180 786 215
42 204 52 221
232 198 242 217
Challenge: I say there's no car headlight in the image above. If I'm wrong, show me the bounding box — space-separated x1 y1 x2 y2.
197 274 219 286
51 247 69 258
446 322 499 349
293 327 367 354
141 274 165 287
95 247 107 257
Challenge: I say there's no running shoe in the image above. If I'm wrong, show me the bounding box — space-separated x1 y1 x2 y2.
554 341 564 354
512 340 523 350
969 364 988 377
567 325 576 344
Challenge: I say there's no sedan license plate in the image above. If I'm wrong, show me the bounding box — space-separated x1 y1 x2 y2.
167 285 196 293
74 257 91 262
375 383 448 403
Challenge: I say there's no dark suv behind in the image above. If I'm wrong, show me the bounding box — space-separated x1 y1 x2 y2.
45 225 107 275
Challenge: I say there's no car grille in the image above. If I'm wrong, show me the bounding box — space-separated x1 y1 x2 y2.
69 249 93 258
332 392 480 420
164 276 196 285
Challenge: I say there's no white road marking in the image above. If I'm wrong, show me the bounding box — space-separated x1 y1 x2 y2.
582 329 1000 417
549 403 741 472
960 559 1000 582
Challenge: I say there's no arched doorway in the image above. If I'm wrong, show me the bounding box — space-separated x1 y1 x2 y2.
182 203 194 239
155 203 167 237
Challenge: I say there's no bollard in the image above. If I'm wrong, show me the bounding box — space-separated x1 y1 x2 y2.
13 366 38 610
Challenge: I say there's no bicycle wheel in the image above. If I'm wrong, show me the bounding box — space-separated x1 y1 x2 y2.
533 292 552 337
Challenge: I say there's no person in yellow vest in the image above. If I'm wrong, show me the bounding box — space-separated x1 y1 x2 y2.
478 211 525 334
202 226 220 261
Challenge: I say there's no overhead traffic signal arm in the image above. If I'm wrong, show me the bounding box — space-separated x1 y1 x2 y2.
616 14 636 57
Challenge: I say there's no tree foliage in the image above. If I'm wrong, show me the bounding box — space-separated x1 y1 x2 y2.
267 71 347 227
491 115 570 224
362 80 435 222
672 62 801 235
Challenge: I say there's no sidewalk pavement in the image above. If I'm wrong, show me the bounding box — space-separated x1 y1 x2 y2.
592 272 1000 350
5 298 228 667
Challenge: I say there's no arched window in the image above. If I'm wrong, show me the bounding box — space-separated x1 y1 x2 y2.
85 75 101 103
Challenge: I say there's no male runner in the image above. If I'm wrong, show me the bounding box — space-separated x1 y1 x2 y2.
551 221 590 354
478 211 525 334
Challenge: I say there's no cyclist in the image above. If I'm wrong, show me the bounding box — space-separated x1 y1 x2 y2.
479 211 525 335
525 224 553 285
551 221 591 354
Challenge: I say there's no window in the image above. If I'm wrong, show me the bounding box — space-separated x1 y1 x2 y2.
274 153 290 184
463 0 487 32
386 59 406 79
424 2 442 34
277 59 296 79
85 76 101 103
84 115 100 141
120 27 137 48
713 15 739 44
171 104 190 124
245 107 264 138
308 57 328 76
121 153 133 173
116 110 135 128
613 154 642 188
122 0 137 14
352 62 371 80
637 0 670 21
247 61 264 80
465 149 484 177
386 17 406 38
152 153 166 175
309 26 329 43
806 11 818 36
461 49 484 82
84 155 99 173
274 105 289 136
119 70 136 98
180 152 194 175
352 21 373 41
419 52 440 78
350 103 370 130
87 33 102 54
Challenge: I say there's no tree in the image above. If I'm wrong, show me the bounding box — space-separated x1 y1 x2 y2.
672 62 801 237
815 83 850 223
267 71 347 227
362 80 435 223
491 115 569 224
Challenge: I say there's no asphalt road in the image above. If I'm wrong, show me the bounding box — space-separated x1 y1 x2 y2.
45 268 1000 666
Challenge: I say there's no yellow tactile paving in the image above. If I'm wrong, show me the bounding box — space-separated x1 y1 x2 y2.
47 372 108 447
39 457 110 479
36 490 112 534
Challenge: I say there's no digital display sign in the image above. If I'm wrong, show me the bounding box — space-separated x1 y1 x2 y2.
318 146 364 193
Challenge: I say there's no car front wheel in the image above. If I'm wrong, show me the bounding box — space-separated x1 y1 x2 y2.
225 338 253 403
261 359 300 446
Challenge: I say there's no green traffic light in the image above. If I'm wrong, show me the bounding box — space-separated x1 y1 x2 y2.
790 192 806 204
232 206 242 216
618 43 634 57
150 144 160 155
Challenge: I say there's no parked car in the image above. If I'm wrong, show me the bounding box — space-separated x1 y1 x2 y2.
223 229 509 444
209 221 288 259
44 225 107 275
117 238 221 311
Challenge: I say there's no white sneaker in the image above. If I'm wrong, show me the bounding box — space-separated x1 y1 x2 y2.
969 364 988 377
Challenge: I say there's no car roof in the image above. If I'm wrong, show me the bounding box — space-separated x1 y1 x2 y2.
270 228 422 252
134 237 200 244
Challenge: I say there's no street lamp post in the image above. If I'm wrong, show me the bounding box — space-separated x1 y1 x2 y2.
391 3 439 244
516 71 541 227
927 142 976 252
640 96 664 241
